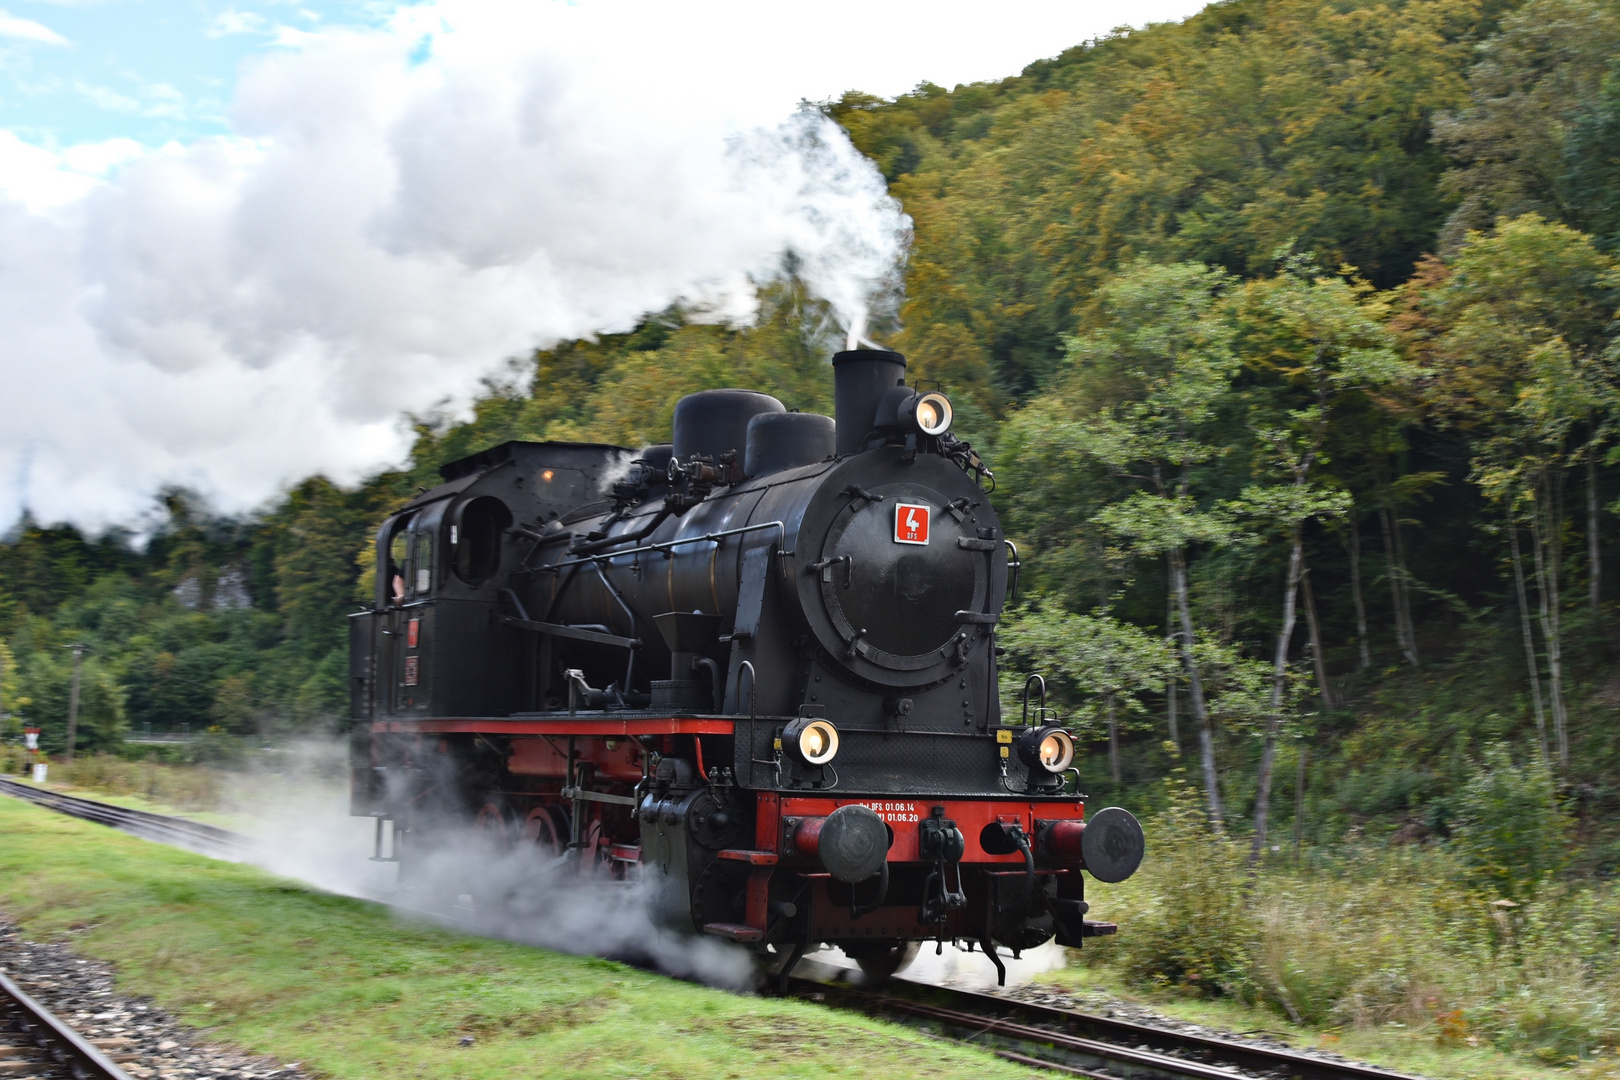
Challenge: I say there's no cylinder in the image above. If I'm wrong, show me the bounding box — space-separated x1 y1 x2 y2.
745 412 836 477
672 390 785 470
832 349 907 457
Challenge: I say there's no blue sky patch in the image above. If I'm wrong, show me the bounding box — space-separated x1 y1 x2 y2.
0 0 420 147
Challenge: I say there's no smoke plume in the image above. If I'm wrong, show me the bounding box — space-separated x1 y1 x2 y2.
0 2 909 533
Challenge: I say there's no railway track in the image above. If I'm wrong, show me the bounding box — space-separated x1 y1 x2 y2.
785 971 1429 1080
0 778 255 860
0 970 135 1080
0 778 1430 1080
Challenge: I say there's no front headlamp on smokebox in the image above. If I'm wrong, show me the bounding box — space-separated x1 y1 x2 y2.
1016 725 1075 773
899 391 953 437
783 716 840 766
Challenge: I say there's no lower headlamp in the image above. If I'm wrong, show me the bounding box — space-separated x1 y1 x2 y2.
783 717 840 765
1016 726 1075 773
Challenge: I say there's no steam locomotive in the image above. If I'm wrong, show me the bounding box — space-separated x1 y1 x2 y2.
347 348 1144 983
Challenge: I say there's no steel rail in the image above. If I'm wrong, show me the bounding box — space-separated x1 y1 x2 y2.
0 777 256 860
0 969 133 1080
785 975 1431 1080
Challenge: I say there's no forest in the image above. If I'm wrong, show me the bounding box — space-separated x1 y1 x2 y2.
4 0 1620 1058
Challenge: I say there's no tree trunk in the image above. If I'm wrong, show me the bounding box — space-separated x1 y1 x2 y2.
1251 530 1304 864
1348 519 1371 670
1510 517 1550 765
1530 477 1570 769
1292 746 1309 863
1170 544 1224 828
1391 504 1420 664
1380 504 1420 666
1107 691 1120 782
1301 565 1336 710
1588 449 1602 629
1166 567 1180 750
65 643 84 762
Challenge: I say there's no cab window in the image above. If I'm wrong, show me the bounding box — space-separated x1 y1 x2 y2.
413 531 434 595
387 515 413 605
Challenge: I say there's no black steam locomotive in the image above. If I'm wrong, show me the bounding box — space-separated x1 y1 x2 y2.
348 348 1143 983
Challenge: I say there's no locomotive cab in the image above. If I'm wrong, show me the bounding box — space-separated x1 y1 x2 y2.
350 441 638 723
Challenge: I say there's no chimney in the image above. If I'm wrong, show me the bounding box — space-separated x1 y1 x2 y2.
831 349 906 456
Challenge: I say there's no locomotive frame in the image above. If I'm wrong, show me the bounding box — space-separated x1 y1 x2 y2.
348 348 1143 984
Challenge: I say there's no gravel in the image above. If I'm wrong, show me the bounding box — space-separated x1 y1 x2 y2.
0 919 312 1080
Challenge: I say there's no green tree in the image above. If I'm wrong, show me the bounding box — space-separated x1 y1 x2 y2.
1059 260 1243 826
1417 214 1620 769
1562 57 1620 251
1230 254 1406 857
998 606 1177 781
266 477 376 658
1435 0 1620 249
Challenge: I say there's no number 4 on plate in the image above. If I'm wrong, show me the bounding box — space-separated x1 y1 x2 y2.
894 503 930 545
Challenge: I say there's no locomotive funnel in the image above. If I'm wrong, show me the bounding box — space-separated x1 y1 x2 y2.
832 349 907 456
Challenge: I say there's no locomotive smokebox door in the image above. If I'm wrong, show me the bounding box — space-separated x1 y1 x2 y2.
795 450 1002 690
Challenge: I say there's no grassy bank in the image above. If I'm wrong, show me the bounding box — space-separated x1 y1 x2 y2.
1 747 224 812
0 796 1039 1080
1066 778 1620 1080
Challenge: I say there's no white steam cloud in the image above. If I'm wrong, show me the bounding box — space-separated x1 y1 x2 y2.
0 2 909 532
223 741 752 988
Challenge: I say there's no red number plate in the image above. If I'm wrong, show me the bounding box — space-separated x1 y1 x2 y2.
407 618 420 648
894 502 930 545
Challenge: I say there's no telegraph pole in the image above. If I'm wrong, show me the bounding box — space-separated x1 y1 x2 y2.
64 642 86 762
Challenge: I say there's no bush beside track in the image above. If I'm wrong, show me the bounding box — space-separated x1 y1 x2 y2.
0 797 1043 1080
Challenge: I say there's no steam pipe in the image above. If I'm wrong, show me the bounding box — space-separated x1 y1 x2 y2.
570 508 670 556
692 656 723 713
548 520 786 571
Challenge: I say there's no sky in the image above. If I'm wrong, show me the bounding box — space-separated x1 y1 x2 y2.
0 0 1210 532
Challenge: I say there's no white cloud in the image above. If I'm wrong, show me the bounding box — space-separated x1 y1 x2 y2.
0 130 142 208
0 1 910 531
0 8 67 44
207 9 274 39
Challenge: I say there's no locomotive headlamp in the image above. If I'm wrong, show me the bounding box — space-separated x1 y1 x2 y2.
899 391 954 437
1016 725 1075 773
783 717 840 766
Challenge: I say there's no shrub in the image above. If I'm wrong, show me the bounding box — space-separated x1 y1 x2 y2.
1112 773 1253 996
1451 742 1570 902
56 753 222 811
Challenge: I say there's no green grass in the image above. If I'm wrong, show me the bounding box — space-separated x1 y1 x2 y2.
1036 964 1620 1080
0 796 1040 1080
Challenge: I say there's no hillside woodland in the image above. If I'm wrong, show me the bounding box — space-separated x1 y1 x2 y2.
5 0 1620 1061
